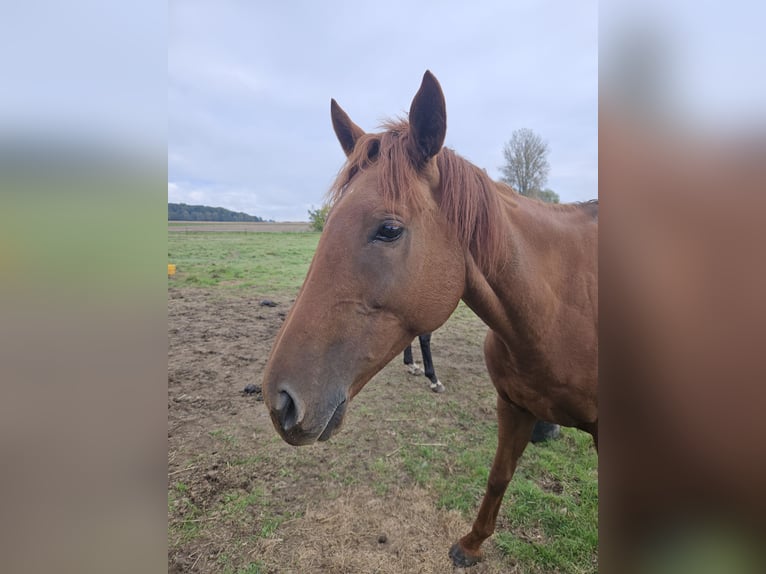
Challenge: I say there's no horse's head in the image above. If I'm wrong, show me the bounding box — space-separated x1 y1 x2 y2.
262 71 466 445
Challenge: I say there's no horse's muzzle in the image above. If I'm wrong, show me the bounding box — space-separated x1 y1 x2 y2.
269 387 346 446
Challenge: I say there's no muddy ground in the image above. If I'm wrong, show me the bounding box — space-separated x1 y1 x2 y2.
168 287 540 573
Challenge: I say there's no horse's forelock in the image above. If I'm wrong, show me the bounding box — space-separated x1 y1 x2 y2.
327 120 426 213
327 119 506 275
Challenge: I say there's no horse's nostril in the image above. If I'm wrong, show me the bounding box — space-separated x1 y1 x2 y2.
275 389 299 431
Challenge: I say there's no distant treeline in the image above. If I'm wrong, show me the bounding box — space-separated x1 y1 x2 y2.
169 202 265 222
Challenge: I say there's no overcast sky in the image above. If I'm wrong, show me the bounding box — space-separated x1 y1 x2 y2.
169 1 598 221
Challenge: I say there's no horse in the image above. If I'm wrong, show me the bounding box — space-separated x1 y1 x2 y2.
262 71 598 567
404 333 561 442
403 333 445 393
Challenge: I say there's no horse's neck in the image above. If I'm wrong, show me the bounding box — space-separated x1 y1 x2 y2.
461 198 595 349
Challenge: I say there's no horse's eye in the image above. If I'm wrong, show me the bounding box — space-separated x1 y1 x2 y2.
375 222 403 242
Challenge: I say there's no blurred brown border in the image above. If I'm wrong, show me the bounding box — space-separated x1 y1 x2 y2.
599 97 766 572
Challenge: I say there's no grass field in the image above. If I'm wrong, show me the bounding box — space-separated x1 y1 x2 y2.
168 230 598 573
168 231 319 292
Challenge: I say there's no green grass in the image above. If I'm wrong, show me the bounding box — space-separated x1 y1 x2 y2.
217 552 265 574
168 231 320 292
494 429 598 574
392 405 597 574
209 428 238 446
224 562 264 574
168 483 204 542
168 478 287 566
368 375 597 573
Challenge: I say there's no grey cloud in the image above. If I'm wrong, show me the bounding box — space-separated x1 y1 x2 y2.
169 1 597 220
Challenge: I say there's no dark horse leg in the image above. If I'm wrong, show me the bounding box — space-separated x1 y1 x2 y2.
530 420 561 443
449 396 537 566
403 341 423 375
417 333 445 393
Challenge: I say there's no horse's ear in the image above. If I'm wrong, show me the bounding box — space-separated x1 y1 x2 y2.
331 99 365 157
408 70 447 166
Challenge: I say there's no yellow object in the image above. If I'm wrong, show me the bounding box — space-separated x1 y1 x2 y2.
168 264 176 276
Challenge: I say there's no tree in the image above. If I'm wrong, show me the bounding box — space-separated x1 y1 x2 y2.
500 128 551 198
537 188 560 204
167 202 264 221
307 203 330 232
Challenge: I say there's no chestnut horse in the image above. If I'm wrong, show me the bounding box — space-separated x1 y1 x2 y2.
262 71 598 566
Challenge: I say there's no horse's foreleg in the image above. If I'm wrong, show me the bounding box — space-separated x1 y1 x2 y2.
449 397 536 567
403 342 423 375
418 333 444 393
403 342 414 366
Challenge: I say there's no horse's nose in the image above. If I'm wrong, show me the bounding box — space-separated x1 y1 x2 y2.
273 388 301 432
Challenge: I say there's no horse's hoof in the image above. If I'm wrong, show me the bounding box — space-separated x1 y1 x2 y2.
430 380 446 393
406 364 424 376
449 542 482 567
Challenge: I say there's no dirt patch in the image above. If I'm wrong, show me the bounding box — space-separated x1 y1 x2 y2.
538 474 564 495
253 486 511 574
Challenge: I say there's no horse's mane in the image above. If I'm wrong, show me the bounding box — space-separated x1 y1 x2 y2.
328 119 506 274
576 199 599 219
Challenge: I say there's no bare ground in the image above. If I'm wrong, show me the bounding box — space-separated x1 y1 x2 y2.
168 287 530 573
